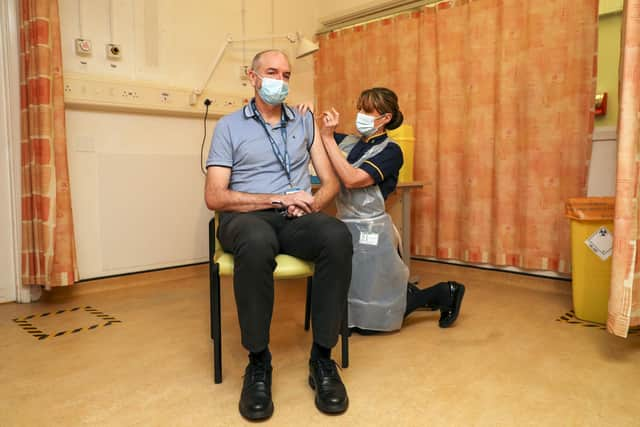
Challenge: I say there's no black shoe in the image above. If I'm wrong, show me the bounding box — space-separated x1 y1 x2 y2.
439 281 465 328
308 358 349 414
239 359 274 421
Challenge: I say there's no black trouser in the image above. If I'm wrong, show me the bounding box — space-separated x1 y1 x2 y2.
218 210 353 353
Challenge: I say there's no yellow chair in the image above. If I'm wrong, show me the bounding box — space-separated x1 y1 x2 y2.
209 215 349 383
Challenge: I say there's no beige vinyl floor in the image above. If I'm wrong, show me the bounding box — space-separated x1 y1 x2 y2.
1 261 639 427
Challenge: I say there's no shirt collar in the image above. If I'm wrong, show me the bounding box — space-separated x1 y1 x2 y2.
243 98 296 121
362 131 387 144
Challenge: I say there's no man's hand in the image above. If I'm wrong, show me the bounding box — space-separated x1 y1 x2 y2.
273 190 315 217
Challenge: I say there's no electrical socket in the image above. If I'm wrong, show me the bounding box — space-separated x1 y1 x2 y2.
106 44 122 60
75 38 92 56
120 89 139 100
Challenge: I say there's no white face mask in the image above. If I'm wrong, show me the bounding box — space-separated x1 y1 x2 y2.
355 112 384 137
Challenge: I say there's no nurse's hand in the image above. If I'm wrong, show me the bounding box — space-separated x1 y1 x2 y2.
286 205 306 218
320 108 339 138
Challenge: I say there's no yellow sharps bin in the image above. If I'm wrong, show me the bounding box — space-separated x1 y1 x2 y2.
387 124 415 183
565 197 615 324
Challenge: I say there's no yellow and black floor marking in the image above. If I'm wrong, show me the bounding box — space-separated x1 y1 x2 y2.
556 310 640 336
13 306 122 341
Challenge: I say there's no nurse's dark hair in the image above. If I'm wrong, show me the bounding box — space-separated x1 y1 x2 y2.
357 87 404 130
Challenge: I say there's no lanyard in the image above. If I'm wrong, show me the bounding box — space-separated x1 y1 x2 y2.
251 100 291 185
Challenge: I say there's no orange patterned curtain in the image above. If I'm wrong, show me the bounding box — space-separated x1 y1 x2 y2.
315 0 598 273
20 0 78 288
608 0 640 337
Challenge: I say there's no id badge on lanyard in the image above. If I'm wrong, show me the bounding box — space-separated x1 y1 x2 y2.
252 101 293 188
359 231 379 246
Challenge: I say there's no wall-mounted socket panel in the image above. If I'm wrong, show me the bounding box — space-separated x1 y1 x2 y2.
106 44 122 60
75 38 92 56
63 73 248 117
240 65 249 81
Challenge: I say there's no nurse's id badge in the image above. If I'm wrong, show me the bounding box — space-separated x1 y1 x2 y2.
359 232 379 246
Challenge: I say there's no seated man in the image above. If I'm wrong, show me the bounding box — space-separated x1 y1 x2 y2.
204 49 352 421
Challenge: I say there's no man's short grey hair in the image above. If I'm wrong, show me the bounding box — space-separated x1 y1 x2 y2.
251 49 290 71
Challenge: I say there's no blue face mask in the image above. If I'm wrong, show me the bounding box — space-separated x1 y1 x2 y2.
256 74 289 105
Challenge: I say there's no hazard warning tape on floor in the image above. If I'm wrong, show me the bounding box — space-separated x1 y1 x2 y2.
556 310 639 336
12 305 122 341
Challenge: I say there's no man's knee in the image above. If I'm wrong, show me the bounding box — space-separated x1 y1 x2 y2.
234 227 279 260
320 217 353 258
220 213 279 259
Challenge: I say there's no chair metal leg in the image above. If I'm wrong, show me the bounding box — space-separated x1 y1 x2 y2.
304 277 312 331
210 261 222 384
341 302 349 368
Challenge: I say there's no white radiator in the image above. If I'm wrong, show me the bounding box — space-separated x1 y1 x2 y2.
67 109 212 279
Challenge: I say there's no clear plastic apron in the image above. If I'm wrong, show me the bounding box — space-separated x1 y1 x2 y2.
337 135 409 331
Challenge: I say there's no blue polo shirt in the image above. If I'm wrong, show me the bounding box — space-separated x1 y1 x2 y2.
207 99 315 195
335 132 403 200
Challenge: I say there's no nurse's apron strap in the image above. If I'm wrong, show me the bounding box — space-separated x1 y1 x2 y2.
340 135 393 169
338 135 360 154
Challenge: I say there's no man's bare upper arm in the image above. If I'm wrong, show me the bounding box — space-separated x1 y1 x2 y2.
310 126 337 186
308 120 339 211
205 166 231 209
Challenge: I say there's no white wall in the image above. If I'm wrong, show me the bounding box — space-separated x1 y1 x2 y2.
59 0 320 279
588 127 617 197
59 0 318 103
0 0 21 302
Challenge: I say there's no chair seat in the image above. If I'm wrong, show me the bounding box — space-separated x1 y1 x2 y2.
214 252 315 279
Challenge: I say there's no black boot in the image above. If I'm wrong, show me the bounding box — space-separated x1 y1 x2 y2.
239 353 274 420
404 282 441 317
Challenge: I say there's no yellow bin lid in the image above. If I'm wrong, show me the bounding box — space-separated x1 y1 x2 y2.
387 124 414 140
